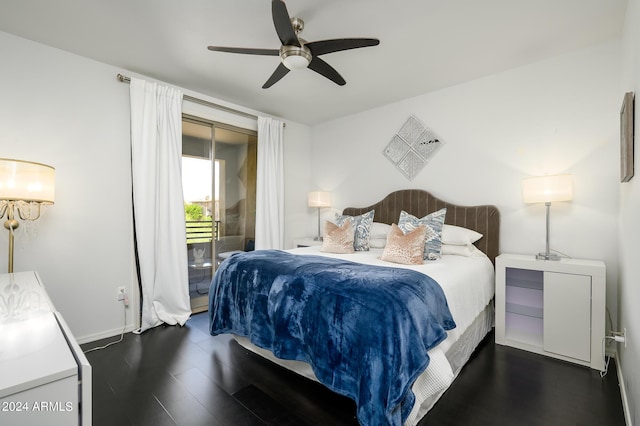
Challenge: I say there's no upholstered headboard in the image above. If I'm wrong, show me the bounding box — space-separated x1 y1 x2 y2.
342 189 500 264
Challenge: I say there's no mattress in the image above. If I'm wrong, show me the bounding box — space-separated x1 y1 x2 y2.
233 246 495 425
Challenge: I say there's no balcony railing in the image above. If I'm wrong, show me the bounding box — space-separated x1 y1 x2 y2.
186 220 220 244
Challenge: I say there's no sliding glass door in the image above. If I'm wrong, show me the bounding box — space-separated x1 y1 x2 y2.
182 116 257 312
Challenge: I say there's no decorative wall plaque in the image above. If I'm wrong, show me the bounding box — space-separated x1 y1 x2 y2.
383 115 445 180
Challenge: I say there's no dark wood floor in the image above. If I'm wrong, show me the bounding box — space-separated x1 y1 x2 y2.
82 312 626 426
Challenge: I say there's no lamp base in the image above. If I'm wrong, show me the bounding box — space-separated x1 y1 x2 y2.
4 218 19 273
536 252 561 261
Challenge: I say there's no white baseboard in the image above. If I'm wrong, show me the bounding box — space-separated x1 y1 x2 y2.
614 350 633 426
75 300 139 345
76 324 136 345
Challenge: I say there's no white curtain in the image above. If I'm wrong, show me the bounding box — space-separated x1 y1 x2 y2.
130 78 191 332
255 117 284 250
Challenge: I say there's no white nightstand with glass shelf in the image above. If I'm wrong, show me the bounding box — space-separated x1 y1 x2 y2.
495 253 605 370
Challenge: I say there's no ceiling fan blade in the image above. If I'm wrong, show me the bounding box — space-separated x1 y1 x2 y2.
306 38 380 56
272 0 300 47
262 63 291 89
308 57 346 86
208 46 279 56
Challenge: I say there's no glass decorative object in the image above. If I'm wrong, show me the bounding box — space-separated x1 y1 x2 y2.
383 116 445 180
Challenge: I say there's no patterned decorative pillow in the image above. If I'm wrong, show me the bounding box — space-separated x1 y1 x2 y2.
321 219 355 254
398 208 447 260
379 223 427 265
335 210 375 251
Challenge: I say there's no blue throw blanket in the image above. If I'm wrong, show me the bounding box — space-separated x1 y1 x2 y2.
209 250 455 426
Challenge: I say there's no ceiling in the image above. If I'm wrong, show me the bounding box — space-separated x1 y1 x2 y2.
0 0 628 125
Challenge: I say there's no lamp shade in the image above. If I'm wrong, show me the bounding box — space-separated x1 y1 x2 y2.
0 158 55 203
522 174 572 204
308 191 331 208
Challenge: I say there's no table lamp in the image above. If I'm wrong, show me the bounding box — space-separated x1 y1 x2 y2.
522 174 572 261
308 191 331 241
0 159 55 273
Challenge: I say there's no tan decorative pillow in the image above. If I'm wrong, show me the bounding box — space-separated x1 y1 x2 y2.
379 223 427 265
321 219 355 254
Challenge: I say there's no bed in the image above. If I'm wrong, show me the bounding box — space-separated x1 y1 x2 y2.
209 189 500 426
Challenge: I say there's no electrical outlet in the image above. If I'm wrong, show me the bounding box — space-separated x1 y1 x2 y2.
613 328 628 348
116 286 125 301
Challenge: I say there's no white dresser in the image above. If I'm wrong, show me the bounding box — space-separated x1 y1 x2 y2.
0 271 91 425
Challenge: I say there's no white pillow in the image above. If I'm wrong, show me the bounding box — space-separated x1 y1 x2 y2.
369 238 387 249
441 244 474 257
442 244 487 258
370 222 392 239
441 225 482 246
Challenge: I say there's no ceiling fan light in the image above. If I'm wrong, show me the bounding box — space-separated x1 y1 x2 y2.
283 55 310 70
280 44 312 70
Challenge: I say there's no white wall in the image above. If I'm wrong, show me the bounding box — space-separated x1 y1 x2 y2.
0 31 135 342
0 30 312 342
310 42 621 327
619 0 640 423
282 122 313 248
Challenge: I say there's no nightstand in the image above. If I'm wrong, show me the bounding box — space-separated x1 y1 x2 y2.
495 253 605 370
293 237 323 247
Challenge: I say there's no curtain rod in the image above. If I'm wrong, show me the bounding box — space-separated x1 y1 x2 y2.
116 73 259 121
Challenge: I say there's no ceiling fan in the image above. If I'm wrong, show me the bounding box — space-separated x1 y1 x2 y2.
207 0 380 89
